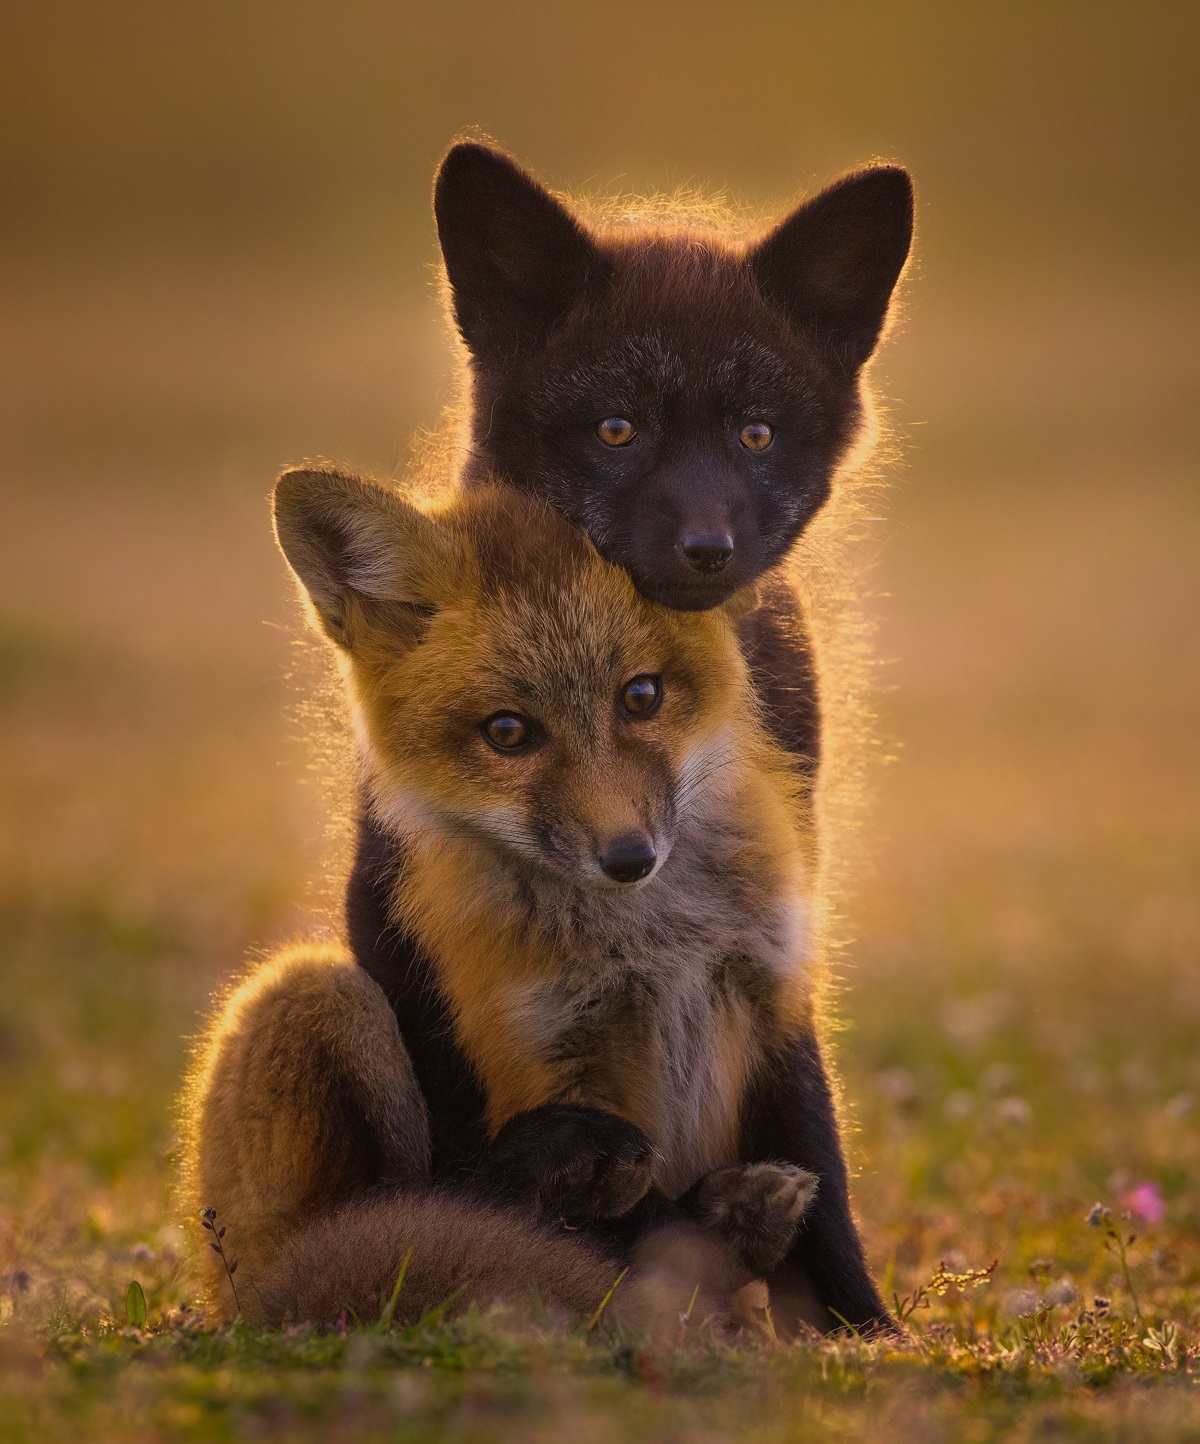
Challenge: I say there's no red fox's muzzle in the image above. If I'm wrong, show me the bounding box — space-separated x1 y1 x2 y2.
519 748 678 892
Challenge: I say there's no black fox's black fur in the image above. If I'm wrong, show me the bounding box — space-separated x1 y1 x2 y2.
347 143 912 1333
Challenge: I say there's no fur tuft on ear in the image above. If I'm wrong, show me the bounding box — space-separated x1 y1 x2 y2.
749 166 913 373
434 141 608 359
273 468 458 650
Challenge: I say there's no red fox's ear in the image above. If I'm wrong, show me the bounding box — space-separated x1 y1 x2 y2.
434 142 608 358
273 468 459 650
749 166 913 374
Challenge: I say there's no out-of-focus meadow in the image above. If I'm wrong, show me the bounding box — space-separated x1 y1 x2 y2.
1 3 1197 1438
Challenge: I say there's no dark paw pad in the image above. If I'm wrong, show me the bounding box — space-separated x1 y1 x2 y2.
686 1163 818 1276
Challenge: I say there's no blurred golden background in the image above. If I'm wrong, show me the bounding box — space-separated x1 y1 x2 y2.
1 1 1197 1323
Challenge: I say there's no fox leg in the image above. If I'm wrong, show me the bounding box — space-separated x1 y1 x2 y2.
738 574 821 777
181 944 431 1319
678 1163 819 1278
474 1103 657 1224
739 1026 895 1335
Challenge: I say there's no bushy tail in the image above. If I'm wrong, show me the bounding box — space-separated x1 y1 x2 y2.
241 1189 623 1329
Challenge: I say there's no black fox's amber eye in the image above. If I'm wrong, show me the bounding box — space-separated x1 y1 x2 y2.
620 674 662 718
597 417 637 447
482 713 530 751
739 421 774 451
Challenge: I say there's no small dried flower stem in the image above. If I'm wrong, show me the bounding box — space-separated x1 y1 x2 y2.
894 1259 997 1324
1106 1227 1144 1324
200 1206 242 1316
1087 1204 1144 1324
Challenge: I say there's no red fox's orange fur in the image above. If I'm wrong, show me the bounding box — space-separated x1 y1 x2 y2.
181 468 823 1329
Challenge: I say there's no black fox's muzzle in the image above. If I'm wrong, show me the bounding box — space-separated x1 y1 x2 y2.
598 831 658 884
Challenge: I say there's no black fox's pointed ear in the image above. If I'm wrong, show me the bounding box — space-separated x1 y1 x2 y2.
749 167 913 373
434 142 607 357
273 468 459 650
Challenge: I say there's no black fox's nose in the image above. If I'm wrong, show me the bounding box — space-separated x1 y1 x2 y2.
680 531 734 575
599 831 657 884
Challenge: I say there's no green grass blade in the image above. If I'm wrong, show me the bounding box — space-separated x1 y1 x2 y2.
380 1248 413 1328
587 1267 629 1334
124 1279 147 1329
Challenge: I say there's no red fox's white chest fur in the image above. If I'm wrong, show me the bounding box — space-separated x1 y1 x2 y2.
275 468 817 1201
399 764 812 1196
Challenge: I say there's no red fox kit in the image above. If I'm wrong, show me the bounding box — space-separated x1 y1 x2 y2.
184 468 832 1329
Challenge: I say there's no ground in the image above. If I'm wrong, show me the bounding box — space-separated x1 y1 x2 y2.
0 249 1197 1441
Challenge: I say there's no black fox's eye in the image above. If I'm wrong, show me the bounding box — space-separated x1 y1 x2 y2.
597 417 637 447
482 712 531 751
620 674 662 718
739 421 774 451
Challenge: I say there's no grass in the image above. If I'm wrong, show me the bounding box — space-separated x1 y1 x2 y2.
5 1283 1200 1441
1 243 1197 1438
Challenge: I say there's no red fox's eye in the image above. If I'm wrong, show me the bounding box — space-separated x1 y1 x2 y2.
620 674 662 718
597 417 637 447
739 421 774 451
482 713 530 751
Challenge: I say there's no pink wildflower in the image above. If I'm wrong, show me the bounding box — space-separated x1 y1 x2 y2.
1125 1181 1166 1224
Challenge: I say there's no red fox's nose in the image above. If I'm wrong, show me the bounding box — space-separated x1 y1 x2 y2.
599 831 658 884
680 531 734 574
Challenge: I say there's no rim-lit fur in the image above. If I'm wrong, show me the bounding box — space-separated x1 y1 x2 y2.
276 470 816 1198
181 946 431 1315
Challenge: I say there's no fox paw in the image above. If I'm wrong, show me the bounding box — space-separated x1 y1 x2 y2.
478 1104 656 1224
684 1163 819 1276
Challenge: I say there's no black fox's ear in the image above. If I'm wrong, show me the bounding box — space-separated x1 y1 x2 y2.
749 167 913 373
273 468 459 650
434 142 606 358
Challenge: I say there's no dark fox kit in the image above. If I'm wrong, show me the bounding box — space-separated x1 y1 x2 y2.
342 144 913 1331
